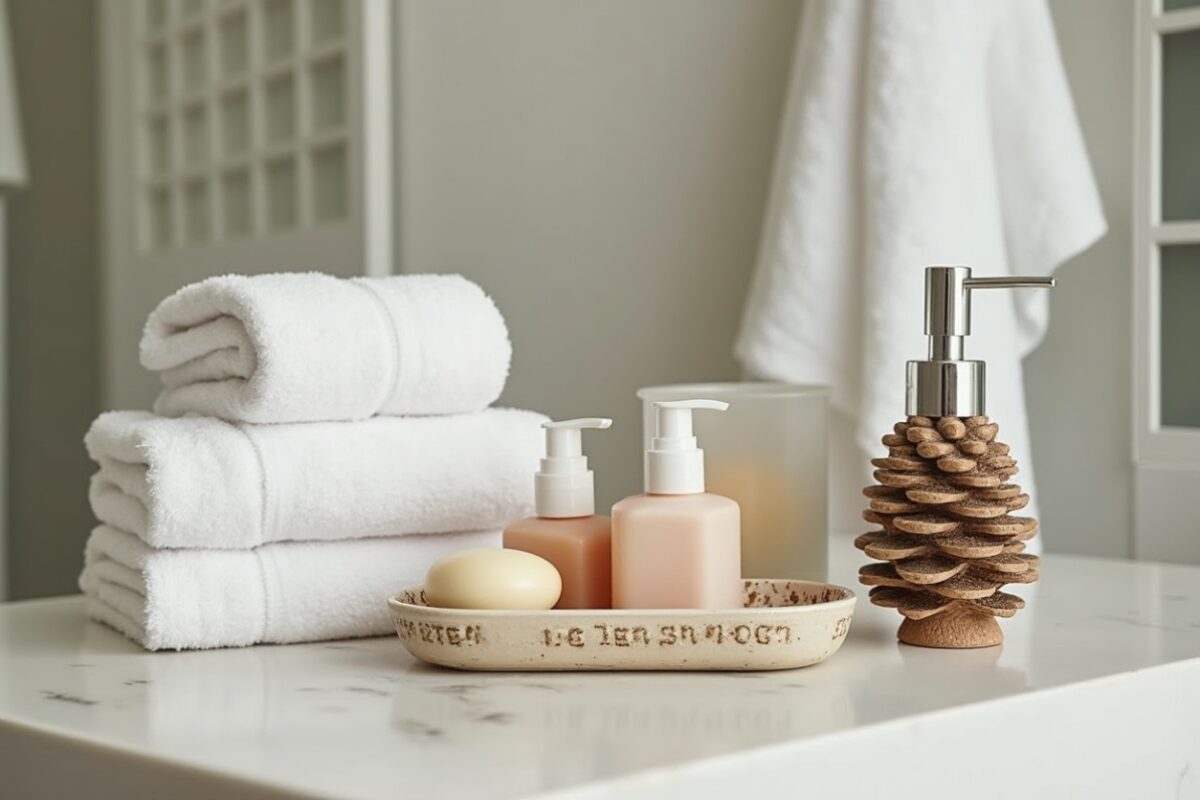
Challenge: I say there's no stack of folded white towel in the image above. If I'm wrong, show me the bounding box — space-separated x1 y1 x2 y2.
79 272 547 651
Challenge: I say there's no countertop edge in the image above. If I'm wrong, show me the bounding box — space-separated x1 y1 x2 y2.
537 656 1200 799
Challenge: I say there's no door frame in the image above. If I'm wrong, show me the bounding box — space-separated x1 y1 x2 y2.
1132 0 1200 561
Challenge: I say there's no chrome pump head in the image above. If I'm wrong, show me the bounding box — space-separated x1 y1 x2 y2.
905 266 1055 418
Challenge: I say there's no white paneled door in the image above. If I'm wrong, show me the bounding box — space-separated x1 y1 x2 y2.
1133 0 1200 561
100 0 393 410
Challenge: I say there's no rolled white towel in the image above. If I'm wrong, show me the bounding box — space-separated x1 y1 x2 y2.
85 408 546 549
140 272 512 422
79 525 497 650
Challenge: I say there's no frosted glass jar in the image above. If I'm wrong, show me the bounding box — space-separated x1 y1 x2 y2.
638 383 830 581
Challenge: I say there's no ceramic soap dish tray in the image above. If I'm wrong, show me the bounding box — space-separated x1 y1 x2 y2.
388 579 856 672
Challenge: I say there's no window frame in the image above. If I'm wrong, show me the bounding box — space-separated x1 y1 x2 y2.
1132 0 1200 467
1132 0 1200 562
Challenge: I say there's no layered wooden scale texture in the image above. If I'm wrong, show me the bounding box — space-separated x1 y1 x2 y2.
856 415 1039 648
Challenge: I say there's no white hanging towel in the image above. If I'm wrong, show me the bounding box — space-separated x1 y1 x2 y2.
735 0 1106 544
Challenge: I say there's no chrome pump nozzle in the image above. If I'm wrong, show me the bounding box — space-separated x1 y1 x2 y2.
906 266 1055 418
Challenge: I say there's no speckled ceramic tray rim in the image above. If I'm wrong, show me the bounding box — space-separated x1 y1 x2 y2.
389 579 857 672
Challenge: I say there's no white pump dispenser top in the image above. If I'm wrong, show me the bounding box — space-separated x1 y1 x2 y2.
535 418 612 518
645 399 729 495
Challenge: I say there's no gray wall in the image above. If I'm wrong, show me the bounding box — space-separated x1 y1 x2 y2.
399 0 1138 555
6 0 101 598
396 0 802 510
0 0 1140 600
1026 0 1134 558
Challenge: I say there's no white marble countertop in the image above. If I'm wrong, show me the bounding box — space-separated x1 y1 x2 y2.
3 552 1200 799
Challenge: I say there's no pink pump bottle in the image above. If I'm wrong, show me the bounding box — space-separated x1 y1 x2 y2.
611 400 742 609
503 418 613 609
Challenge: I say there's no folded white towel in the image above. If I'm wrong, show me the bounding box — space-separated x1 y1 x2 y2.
140 272 512 423
85 408 545 549
79 525 496 650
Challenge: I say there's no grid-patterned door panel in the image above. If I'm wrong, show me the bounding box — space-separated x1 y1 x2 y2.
101 0 391 414
136 0 356 251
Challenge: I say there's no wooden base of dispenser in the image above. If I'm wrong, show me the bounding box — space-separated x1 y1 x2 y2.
898 604 1003 649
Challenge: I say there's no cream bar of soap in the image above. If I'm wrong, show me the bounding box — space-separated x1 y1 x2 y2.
424 548 562 610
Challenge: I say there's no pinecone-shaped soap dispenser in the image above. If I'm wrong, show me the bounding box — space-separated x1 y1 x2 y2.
857 267 1055 648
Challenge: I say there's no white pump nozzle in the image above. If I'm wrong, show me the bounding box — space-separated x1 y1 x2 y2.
646 399 729 494
535 418 612 518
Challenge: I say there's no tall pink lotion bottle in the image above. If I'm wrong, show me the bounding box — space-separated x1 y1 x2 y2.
612 400 743 609
503 418 613 609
